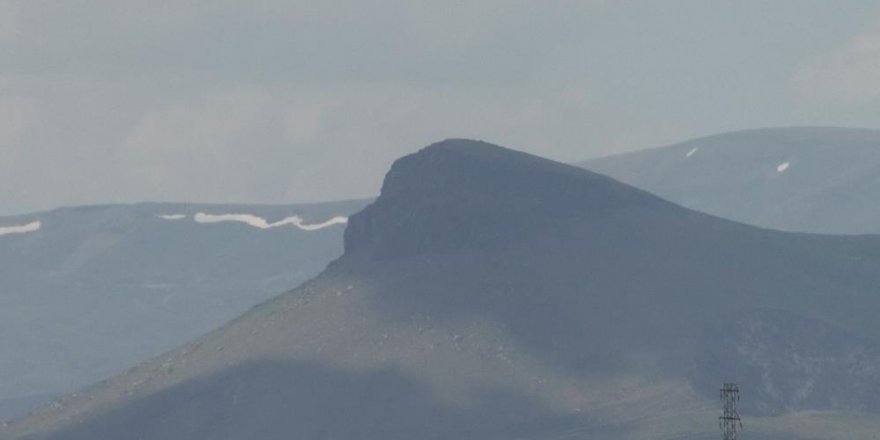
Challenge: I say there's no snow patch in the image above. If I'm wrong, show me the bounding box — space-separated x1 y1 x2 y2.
158 214 187 220
193 213 348 231
686 147 699 158
777 162 791 173
0 221 41 237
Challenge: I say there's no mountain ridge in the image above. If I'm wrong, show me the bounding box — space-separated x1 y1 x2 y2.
580 126 880 234
6 139 880 440
0 199 368 421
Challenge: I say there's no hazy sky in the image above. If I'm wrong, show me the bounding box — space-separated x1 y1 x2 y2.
3 0 880 215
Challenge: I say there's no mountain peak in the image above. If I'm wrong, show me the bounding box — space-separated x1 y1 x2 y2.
343 139 668 259
378 139 585 197
418 138 499 152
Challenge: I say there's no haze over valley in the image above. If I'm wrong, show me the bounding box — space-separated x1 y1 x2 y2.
0 200 365 420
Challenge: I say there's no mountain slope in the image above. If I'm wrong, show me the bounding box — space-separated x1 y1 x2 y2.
0 200 366 421
579 127 880 234
6 140 880 440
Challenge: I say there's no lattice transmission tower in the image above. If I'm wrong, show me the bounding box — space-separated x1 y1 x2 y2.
719 383 742 440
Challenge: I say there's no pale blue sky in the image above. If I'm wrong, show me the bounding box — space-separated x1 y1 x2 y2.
2 0 880 214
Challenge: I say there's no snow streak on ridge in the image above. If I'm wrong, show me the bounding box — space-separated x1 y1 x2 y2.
158 214 186 220
0 221 41 237
193 213 348 231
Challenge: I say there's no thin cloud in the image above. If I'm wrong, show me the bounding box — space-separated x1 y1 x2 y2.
795 18 880 102
2 1 879 215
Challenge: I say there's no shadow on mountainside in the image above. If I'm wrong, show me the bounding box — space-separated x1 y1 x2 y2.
336 140 880 384
28 359 584 440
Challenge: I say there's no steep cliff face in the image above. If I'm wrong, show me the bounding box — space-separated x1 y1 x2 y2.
344 139 668 259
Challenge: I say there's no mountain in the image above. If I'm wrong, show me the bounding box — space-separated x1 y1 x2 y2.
0 200 367 421
579 127 880 234
5 140 880 440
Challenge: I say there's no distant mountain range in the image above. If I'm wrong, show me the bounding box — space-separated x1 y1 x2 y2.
580 127 880 234
7 140 879 440
4 126 880 435
0 200 366 421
